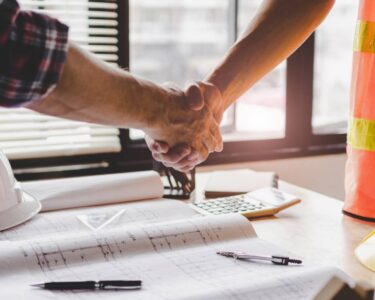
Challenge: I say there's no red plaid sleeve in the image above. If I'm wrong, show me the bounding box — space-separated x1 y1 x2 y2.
0 0 69 107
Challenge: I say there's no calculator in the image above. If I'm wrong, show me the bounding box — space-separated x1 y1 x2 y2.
190 187 301 218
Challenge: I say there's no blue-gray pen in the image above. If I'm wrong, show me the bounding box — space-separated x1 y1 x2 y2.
217 251 302 265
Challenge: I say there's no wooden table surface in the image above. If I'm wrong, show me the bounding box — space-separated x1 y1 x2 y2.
193 173 375 286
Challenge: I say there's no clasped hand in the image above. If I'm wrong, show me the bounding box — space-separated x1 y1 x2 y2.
144 82 224 173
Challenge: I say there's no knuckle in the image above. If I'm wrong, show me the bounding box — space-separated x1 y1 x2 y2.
151 143 159 152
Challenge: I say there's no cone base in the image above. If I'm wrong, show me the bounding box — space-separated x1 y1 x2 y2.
342 209 375 222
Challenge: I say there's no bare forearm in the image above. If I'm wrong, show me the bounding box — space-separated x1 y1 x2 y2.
26 43 222 154
27 42 169 130
206 0 335 109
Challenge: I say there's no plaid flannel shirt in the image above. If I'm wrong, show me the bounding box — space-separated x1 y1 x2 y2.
0 0 69 107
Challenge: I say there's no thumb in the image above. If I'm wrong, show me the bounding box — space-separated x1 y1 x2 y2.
185 83 204 111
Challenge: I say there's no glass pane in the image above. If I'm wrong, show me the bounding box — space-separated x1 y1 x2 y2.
227 0 286 141
129 0 232 140
313 1 358 134
130 0 231 86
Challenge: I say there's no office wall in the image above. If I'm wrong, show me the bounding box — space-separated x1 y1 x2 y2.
198 154 346 200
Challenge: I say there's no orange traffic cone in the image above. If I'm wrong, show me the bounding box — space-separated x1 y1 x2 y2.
344 0 375 221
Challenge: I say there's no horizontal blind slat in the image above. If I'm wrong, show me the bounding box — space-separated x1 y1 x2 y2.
0 121 115 131
80 45 118 52
58 19 118 27
93 54 119 61
21 1 117 9
32 9 117 18
68 36 118 44
0 111 109 124
0 128 120 141
5 143 121 160
0 136 119 149
70 28 118 35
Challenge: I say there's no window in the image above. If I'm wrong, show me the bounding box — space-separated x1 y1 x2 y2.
231 1 286 141
125 0 349 167
129 1 287 142
313 1 357 134
8 0 350 179
129 0 234 139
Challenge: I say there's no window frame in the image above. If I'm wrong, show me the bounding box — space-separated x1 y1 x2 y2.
11 0 346 181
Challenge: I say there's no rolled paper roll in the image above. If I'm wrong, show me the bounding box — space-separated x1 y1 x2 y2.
21 171 164 212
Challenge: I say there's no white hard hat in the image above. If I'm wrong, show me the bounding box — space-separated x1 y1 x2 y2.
0 151 41 231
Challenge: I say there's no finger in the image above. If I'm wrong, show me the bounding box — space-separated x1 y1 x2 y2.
179 158 198 170
156 145 191 164
202 132 218 154
213 104 224 124
153 141 169 154
166 151 200 171
151 147 190 165
163 161 194 173
186 150 200 163
185 83 204 111
151 151 162 162
161 161 173 168
196 144 209 165
179 165 195 173
145 135 169 154
198 81 224 123
210 122 223 152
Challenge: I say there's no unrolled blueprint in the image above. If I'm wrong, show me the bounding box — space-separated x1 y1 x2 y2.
0 199 345 299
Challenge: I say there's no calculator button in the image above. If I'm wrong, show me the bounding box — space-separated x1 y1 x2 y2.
194 195 270 216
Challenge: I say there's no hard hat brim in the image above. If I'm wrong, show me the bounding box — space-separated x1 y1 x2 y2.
0 192 41 231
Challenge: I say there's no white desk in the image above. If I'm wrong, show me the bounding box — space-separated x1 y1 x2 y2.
193 172 375 286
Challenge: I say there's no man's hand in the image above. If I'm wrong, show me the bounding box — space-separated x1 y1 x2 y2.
146 137 200 173
145 82 224 172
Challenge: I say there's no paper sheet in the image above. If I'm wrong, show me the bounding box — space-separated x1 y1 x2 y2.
0 200 345 300
21 171 164 211
0 199 197 241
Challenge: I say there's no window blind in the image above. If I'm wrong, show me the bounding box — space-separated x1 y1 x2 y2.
1 0 121 160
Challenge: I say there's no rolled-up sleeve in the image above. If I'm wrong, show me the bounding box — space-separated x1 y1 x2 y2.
0 0 69 107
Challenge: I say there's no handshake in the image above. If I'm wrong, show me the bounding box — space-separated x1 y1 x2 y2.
143 81 225 173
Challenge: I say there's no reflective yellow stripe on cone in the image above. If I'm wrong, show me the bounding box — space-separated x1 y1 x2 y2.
347 118 375 151
354 20 375 53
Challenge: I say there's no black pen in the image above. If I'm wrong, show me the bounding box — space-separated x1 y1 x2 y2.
31 280 142 290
